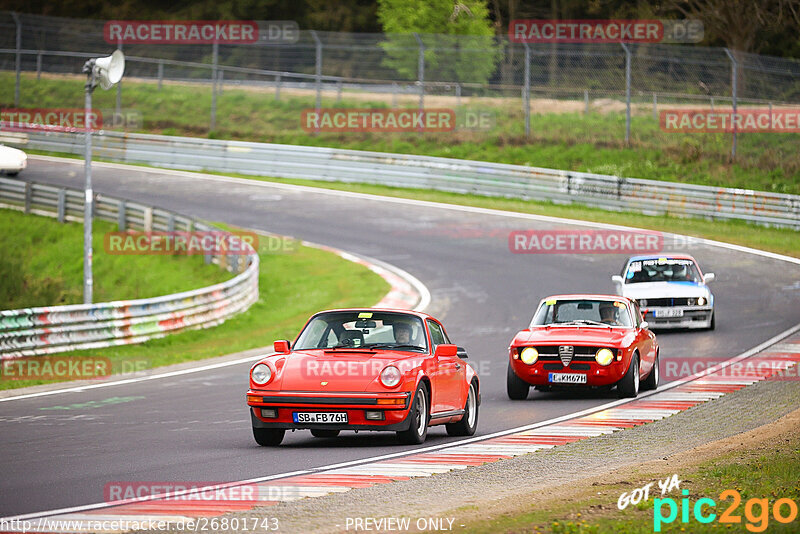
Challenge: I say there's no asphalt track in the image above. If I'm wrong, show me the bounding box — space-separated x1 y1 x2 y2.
2 156 799 517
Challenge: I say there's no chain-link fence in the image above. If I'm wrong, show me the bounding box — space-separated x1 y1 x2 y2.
1 11 800 157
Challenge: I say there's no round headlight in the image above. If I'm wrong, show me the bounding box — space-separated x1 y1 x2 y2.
697 296 707 306
252 363 272 385
595 348 614 366
520 347 538 365
380 365 402 387
638 299 648 307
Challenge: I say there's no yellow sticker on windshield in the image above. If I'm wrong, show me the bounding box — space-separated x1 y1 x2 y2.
658 257 667 263
358 312 373 319
614 301 626 308
545 299 557 305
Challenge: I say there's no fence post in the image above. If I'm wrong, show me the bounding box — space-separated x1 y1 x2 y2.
210 40 219 131
157 60 163 90
455 83 461 108
57 188 66 222
414 33 425 111
118 200 126 230
621 43 631 147
584 89 589 114
652 92 657 120
36 52 42 80
218 69 224 95
275 74 281 101
522 43 531 138
336 79 342 103
12 12 21 107
392 82 398 108
116 40 123 117
310 30 322 114
724 48 738 159
24 182 31 214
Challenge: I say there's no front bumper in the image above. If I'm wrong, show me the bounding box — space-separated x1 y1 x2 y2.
247 390 413 431
642 306 713 329
511 358 627 387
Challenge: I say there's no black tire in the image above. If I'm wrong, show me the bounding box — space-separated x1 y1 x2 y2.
397 384 429 445
253 427 285 446
642 352 659 391
6 171 19 177
708 312 715 331
506 363 530 400
310 429 340 438
446 381 479 436
617 354 640 398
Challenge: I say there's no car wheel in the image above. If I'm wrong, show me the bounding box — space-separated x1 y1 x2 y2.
397 384 429 445
310 429 340 438
6 171 19 177
642 352 659 391
617 354 640 398
446 381 478 436
708 312 715 331
253 427 285 446
506 363 530 400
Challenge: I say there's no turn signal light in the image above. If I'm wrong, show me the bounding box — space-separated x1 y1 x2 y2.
376 398 405 405
247 395 262 403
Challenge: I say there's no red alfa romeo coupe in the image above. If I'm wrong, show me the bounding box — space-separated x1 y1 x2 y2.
247 309 480 446
507 295 659 399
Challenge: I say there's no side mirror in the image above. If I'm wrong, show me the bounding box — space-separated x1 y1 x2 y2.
273 340 291 353
456 346 468 359
703 273 715 284
640 321 650 330
434 344 457 357
611 275 624 285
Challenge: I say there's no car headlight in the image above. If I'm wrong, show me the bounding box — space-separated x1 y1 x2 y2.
638 299 647 307
380 365 402 387
520 347 538 365
687 298 696 306
595 348 614 366
251 363 272 385
697 296 707 306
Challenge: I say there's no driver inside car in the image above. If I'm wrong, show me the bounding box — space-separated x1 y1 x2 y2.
599 302 620 325
393 322 415 345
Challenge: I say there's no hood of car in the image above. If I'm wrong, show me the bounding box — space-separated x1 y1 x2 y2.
620 281 710 299
514 326 635 348
270 350 422 392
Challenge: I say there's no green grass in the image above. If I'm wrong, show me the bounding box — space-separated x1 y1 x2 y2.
456 434 800 533
2 72 798 194
0 211 390 390
0 208 230 308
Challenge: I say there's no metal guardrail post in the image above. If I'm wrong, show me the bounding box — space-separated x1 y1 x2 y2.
523 43 530 138
210 40 218 131
24 181 31 214
724 48 738 159
12 12 21 107
310 30 322 115
57 188 66 222
167 213 175 232
621 43 631 147
414 33 425 111
118 200 126 230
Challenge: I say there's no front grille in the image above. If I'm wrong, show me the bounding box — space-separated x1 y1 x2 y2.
642 297 691 307
543 363 592 371
533 346 617 362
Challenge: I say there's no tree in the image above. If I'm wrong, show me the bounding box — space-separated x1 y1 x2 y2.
377 0 501 84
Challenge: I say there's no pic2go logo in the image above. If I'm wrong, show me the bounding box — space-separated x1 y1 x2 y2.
654 489 798 532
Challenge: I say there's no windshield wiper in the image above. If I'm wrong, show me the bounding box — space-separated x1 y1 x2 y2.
363 343 426 351
558 319 609 327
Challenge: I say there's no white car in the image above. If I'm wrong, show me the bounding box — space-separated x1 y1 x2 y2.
0 145 27 176
612 254 715 330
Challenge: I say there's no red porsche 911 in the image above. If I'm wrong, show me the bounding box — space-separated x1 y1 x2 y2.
247 309 480 446
507 295 659 400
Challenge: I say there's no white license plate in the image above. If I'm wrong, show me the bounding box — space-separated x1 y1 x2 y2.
548 373 587 384
293 412 348 424
655 308 684 318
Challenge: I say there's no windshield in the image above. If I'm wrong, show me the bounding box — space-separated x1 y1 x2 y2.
293 311 428 351
531 299 633 327
624 258 702 284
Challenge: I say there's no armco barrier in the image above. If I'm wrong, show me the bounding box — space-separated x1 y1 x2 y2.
0 177 259 358
5 130 800 230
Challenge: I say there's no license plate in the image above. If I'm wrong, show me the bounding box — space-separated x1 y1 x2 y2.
292 412 348 424
655 308 684 318
548 373 587 384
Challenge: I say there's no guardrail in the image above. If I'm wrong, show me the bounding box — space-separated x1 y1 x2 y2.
5 130 799 230
0 177 259 358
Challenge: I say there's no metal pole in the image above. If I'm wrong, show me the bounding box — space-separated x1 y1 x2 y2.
83 69 95 304
724 48 738 159
414 33 424 111
584 89 589 114
36 52 42 80
275 74 281 101
455 83 461 108
211 41 218 131
157 60 163 90
523 43 530 138
621 43 631 146
12 12 21 107
652 92 657 120
310 31 322 114
116 41 122 117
